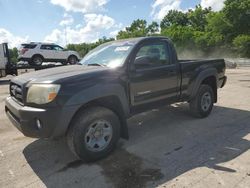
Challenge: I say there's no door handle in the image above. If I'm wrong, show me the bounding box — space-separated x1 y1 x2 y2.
137 90 152 96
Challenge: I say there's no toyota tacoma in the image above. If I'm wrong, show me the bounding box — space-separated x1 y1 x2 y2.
5 37 227 161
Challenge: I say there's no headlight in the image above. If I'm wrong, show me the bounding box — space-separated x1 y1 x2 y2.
27 84 61 104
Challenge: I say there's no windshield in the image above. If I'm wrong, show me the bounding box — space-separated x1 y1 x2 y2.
80 41 134 68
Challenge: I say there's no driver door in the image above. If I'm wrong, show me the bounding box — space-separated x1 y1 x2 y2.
129 39 179 108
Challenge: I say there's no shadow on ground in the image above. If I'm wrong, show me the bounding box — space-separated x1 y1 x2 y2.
23 105 250 188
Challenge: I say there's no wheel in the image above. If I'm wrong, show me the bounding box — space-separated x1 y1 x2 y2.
68 55 78 65
189 84 214 118
67 106 121 162
31 55 43 66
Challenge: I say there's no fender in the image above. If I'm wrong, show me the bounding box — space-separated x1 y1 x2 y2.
52 83 130 139
188 68 218 100
65 83 130 115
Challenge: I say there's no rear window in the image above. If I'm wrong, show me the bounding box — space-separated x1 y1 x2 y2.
21 44 37 49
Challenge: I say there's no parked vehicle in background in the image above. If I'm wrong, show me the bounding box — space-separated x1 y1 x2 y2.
0 43 17 77
18 42 80 66
0 43 9 77
5 37 227 162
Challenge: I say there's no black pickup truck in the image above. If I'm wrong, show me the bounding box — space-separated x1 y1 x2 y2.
5 37 227 161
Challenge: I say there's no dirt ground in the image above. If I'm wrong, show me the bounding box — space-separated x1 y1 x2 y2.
0 68 249 188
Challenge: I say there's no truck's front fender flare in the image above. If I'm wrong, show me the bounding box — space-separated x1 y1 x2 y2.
65 84 130 115
53 84 130 139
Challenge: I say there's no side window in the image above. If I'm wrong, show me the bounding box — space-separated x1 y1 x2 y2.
40 45 52 50
134 42 170 69
53 45 63 51
22 44 37 49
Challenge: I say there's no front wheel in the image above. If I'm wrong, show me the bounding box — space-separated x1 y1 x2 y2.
189 84 214 118
67 107 121 162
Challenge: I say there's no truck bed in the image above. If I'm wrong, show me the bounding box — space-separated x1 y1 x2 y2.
178 58 226 100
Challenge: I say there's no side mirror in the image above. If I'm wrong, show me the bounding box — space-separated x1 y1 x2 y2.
134 56 151 69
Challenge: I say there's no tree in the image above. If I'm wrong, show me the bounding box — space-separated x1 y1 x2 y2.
9 47 18 63
147 22 159 35
116 19 159 39
69 0 250 58
222 0 250 38
66 37 114 57
205 12 233 43
233 35 250 57
161 25 195 48
187 5 212 31
160 10 189 30
117 19 148 39
193 31 224 51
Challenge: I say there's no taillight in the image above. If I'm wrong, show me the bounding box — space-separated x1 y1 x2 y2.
21 48 28 55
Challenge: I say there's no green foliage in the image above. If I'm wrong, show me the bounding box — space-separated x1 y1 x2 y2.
159 1 249 57
66 37 114 57
160 10 189 30
187 5 212 31
205 12 233 43
194 31 223 49
147 22 160 35
54 0 250 58
9 47 18 63
233 35 250 57
117 19 160 39
223 0 250 38
117 19 147 39
161 25 195 47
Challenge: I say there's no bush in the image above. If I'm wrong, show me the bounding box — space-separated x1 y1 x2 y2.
233 35 250 57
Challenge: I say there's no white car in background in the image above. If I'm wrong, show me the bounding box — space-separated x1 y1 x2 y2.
18 42 80 66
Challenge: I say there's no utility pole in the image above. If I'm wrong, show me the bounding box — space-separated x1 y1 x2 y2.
64 26 67 46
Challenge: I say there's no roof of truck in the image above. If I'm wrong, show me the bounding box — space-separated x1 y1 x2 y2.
103 36 170 46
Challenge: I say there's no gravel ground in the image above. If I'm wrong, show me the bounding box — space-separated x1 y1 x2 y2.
0 68 249 188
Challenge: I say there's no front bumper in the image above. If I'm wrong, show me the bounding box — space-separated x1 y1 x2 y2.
5 96 61 138
5 96 79 139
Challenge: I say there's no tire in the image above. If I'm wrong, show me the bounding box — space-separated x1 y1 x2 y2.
189 84 214 118
67 106 121 162
31 55 43 66
68 55 78 65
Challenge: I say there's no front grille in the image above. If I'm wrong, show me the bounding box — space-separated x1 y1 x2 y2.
10 83 24 104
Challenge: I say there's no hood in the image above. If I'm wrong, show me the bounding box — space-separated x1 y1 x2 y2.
12 65 108 85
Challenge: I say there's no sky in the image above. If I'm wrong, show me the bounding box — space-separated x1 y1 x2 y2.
0 0 226 48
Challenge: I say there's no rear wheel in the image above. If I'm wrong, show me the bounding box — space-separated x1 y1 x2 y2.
189 84 214 118
67 106 120 162
68 55 78 65
31 55 43 66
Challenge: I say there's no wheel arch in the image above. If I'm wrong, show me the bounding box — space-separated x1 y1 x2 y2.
67 95 129 139
201 76 217 102
56 83 130 140
189 68 218 102
31 54 44 60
